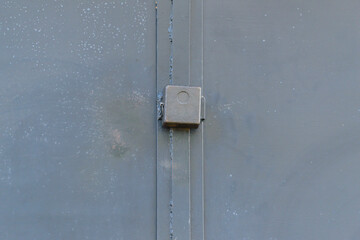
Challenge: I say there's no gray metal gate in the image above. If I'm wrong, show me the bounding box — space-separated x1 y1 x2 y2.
1 0 360 239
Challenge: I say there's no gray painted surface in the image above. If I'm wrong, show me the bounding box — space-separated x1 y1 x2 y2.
1 0 360 239
0 1 156 239
204 0 360 239
156 0 205 239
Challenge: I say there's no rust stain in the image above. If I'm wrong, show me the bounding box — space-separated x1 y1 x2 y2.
109 128 128 158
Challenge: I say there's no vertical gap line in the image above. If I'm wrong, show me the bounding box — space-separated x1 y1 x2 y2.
169 0 175 239
188 0 192 238
201 0 205 238
155 1 158 239
189 128 192 240
169 129 174 240
169 0 174 85
188 0 192 86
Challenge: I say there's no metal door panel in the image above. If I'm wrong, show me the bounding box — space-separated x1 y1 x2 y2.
2 0 360 239
0 1 156 239
204 0 360 239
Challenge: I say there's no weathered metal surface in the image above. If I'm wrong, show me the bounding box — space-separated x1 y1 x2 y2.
155 0 173 239
2 0 359 239
0 1 156 239
156 0 204 239
204 0 360 239
167 0 192 238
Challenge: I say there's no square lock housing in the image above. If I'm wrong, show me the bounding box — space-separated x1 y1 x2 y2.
162 85 202 128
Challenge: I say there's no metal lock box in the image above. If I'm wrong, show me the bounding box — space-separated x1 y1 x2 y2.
162 85 203 128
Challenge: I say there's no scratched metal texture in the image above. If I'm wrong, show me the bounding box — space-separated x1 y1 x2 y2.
0 1 156 239
204 0 360 239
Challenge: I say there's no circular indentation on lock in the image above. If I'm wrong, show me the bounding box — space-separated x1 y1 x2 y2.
177 91 190 104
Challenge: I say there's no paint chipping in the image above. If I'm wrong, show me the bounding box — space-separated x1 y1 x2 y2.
169 200 174 240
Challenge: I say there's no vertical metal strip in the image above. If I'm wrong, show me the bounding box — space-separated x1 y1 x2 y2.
157 0 204 239
171 129 191 240
189 0 205 238
156 1 172 240
172 0 192 239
